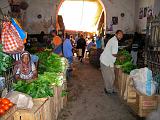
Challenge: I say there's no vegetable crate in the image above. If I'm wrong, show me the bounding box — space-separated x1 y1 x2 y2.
0 105 17 120
114 66 120 90
127 85 158 117
115 67 130 100
52 83 67 119
13 98 51 120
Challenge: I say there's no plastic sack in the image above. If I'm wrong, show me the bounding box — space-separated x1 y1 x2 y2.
134 80 156 96
6 91 33 109
130 67 156 96
130 67 153 83
1 21 24 53
11 18 27 41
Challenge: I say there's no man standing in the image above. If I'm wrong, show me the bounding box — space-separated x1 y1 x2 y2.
63 33 73 69
100 30 123 94
51 30 63 56
76 34 86 63
96 35 102 49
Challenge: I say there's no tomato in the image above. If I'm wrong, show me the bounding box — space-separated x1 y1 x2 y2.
1 98 10 105
0 98 2 102
8 102 13 107
0 108 5 115
2 105 9 111
0 103 5 108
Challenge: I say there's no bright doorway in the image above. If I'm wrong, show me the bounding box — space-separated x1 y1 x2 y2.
57 0 106 33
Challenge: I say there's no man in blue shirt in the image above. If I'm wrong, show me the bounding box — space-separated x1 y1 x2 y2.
63 33 73 68
96 35 102 49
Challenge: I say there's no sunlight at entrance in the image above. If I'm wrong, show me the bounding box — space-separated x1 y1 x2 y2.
58 1 100 32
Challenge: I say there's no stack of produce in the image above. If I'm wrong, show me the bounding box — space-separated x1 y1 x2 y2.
0 98 13 116
13 51 68 98
115 50 136 74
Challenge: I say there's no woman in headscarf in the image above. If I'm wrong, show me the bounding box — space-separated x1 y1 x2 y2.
15 51 37 80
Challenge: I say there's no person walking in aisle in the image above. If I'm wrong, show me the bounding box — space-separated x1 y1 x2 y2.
76 34 86 63
100 30 123 95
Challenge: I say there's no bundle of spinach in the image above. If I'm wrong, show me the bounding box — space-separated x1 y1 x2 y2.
38 72 63 86
13 80 54 98
38 63 47 74
45 54 64 73
115 50 132 65
36 51 50 64
121 61 137 74
0 44 14 75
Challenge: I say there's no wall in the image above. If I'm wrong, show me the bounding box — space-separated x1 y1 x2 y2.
1 0 159 34
0 0 10 15
103 0 135 34
154 0 160 16
135 0 156 34
135 0 160 34
24 0 57 34
19 0 136 34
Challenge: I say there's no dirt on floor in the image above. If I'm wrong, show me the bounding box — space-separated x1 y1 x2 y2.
58 58 136 120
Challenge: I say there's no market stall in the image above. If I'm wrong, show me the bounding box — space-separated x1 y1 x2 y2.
0 17 68 120
115 48 160 118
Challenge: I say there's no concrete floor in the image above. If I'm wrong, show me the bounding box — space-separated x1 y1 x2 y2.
58 59 136 120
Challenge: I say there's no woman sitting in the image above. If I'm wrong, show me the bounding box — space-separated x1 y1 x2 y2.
15 51 37 80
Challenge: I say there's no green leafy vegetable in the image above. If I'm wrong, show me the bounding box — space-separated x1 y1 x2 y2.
13 80 54 98
0 44 14 75
115 50 132 65
121 61 137 74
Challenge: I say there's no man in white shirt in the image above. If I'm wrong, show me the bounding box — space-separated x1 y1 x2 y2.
100 30 123 94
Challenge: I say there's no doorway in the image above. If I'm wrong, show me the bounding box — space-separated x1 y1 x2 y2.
56 0 106 34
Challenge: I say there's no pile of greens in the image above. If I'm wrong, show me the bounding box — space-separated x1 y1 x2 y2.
44 53 64 73
36 51 50 64
115 50 136 74
36 52 64 73
115 50 132 65
38 72 63 86
13 80 54 98
0 44 14 75
121 61 137 74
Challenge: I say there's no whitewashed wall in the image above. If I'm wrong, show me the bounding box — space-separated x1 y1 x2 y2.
134 0 160 34
18 0 136 34
24 0 57 34
135 0 155 34
0 0 10 15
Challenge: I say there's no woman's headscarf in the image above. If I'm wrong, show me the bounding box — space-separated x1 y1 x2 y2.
19 51 32 75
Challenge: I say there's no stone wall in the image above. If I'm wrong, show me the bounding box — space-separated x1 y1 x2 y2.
22 0 136 34
2 0 159 34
